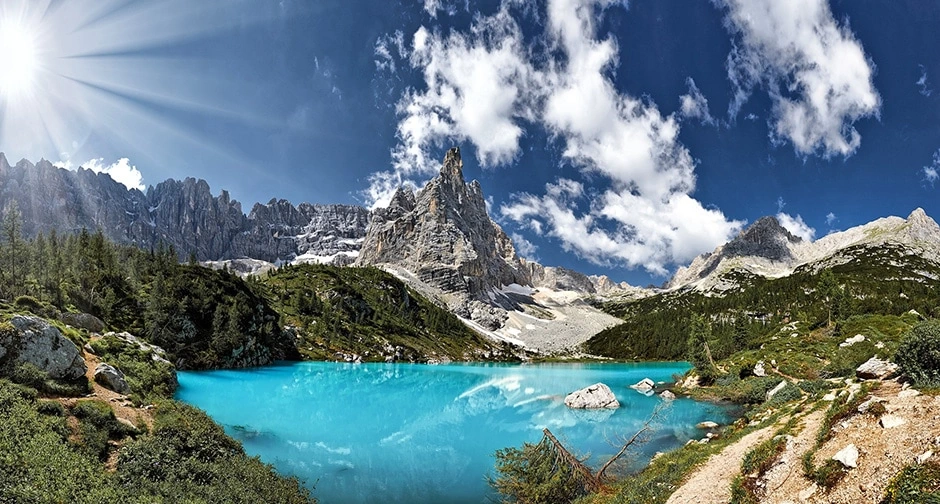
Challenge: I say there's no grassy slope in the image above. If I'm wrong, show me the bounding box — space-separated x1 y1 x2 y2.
257 263 518 362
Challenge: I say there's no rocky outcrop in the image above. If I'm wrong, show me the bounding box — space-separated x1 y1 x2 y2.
856 357 899 380
94 363 130 394
0 156 370 264
564 383 620 409
356 148 530 328
59 312 105 333
1 316 87 380
358 148 529 295
106 332 171 365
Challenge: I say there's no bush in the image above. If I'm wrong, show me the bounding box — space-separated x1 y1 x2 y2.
37 400 66 417
895 321 940 387
767 383 803 406
72 400 138 460
882 461 940 503
490 441 586 504
13 295 46 316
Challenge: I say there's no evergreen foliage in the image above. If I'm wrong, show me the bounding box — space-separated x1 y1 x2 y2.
894 321 940 387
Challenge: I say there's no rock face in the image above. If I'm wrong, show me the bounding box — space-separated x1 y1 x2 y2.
1 316 87 380
358 148 529 295
356 148 532 328
59 312 106 333
564 383 620 409
856 357 899 380
0 155 370 264
94 363 130 394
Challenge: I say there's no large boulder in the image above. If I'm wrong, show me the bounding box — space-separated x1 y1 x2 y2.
833 444 859 468
856 356 899 380
94 363 130 394
564 383 620 409
59 312 105 333
2 315 87 380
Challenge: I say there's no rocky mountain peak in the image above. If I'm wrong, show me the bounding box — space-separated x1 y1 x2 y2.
724 215 802 262
441 146 464 182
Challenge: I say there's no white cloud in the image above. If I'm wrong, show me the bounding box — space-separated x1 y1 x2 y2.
776 212 815 241
678 77 715 125
373 0 743 274
924 149 940 186
78 158 146 191
719 0 881 158
375 30 405 73
510 232 539 260
423 0 466 18
825 212 838 226
917 64 932 97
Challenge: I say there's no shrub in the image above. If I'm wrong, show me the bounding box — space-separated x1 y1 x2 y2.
490 441 586 504
72 400 138 460
811 459 848 489
36 400 66 417
13 295 46 315
882 461 940 503
895 321 940 387
767 383 803 406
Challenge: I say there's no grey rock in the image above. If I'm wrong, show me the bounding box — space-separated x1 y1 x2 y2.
660 390 676 400
696 421 719 429
59 312 105 333
856 357 899 380
105 332 172 365
564 383 620 409
833 444 859 468
630 378 655 392
94 363 130 394
4 315 86 380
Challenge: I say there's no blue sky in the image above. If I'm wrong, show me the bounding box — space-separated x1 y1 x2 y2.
1 0 939 286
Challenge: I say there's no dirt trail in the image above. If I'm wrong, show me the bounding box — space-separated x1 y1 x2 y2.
665 423 779 504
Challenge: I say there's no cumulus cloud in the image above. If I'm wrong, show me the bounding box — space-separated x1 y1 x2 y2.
917 64 932 97
678 77 715 125
924 149 940 186
825 212 838 226
776 212 815 241
719 0 881 158
84 158 146 191
54 156 145 191
373 0 743 274
510 232 539 260
502 0 742 275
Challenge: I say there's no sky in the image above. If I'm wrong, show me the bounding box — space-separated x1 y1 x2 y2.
1 0 939 287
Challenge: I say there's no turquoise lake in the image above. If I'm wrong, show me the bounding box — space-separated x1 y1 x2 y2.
176 361 734 504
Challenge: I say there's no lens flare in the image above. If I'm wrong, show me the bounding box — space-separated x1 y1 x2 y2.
0 20 37 97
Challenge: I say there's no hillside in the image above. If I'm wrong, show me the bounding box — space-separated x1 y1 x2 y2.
257 263 522 362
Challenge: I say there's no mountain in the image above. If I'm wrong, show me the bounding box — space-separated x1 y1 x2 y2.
667 208 940 293
0 153 369 264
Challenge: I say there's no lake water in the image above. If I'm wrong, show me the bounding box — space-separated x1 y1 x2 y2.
176 361 733 504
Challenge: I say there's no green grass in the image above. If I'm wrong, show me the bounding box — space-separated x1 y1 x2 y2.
882 461 940 503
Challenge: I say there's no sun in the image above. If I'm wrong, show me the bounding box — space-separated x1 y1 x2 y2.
0 20 38 97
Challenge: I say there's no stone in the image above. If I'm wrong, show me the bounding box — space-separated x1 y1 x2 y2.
4 315 86 380
856 357 899 380
833 444 859 468
753 360 767 377
564 383 620 409
630 378 655 392
898 389 921 398
918 451 934 464
799 484 818 500
59 312 106 333
822 392 837 401
94 363 130 394
857 397 885 414
766 380 788 401
116 417 138 432
880 415 907 429
660 390 676 400
696 421 719 429
839 334 866 347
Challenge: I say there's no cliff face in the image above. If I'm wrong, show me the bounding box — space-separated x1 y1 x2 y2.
357 147 530 296
0 154 370 263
